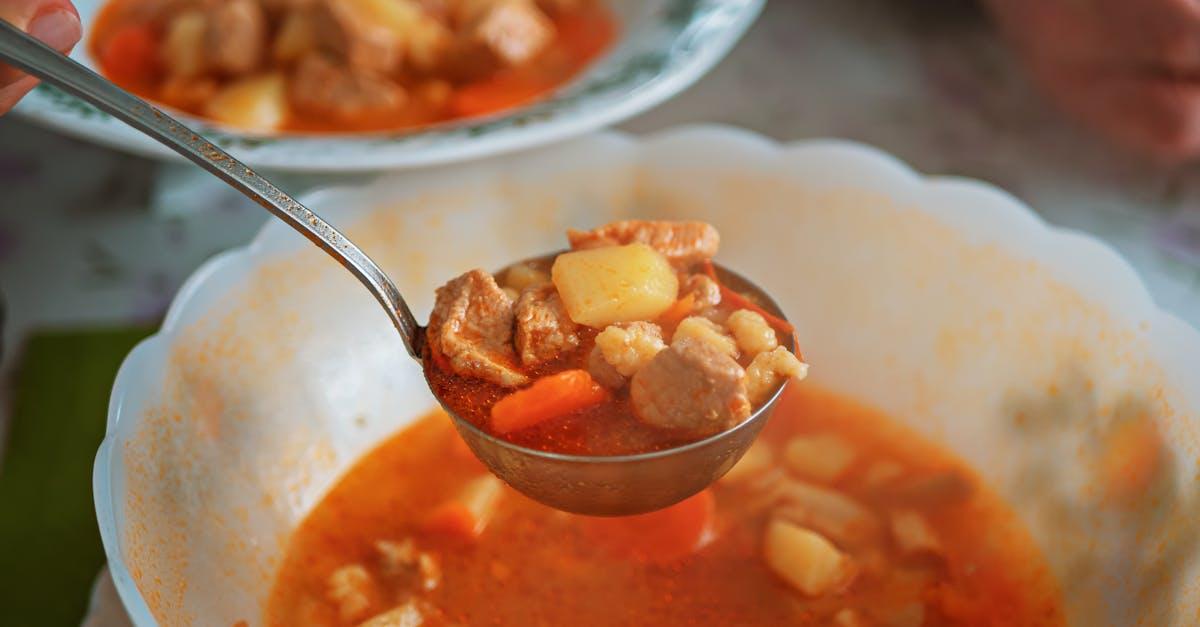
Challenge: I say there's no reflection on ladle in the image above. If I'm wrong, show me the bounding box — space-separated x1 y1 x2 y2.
0 21 796 515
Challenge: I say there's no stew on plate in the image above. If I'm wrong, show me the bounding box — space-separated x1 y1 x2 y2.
89 0 616 133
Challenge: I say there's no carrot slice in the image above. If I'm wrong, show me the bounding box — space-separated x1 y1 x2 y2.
490 370 608 434
700 261 796 337
655 293 695 334
580 490 716 563
100 23 161 85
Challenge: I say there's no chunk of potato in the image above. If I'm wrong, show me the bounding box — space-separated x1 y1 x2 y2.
502 261 551 292
763 519 857 596
273 8 318 63
551 243 679 328
204 73 288 132
783 434 857 483
161 10 207 78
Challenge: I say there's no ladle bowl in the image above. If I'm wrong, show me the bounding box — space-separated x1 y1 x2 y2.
430 260 795 516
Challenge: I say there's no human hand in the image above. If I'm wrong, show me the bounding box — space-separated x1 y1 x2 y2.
985 0 1200 161
0 0 81 114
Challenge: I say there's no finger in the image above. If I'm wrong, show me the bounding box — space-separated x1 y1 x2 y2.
0 74 38 114
1038 66 1200 160
0 1 82 85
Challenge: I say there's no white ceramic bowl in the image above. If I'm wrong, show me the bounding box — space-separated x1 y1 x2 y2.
14 0 762 172
95 127 1200 626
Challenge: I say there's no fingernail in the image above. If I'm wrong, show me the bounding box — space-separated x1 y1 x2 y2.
28 9 82 52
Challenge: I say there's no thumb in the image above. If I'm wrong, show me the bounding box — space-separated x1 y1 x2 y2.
0 0 81 112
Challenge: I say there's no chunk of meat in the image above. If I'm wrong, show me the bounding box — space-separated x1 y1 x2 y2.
586 345 625 389
567 220 720 267
471 0 554 65
374 538 442 590
314 0 449 74
773 478 881 547
514 284 580 366
204 0 266 75
272 7 319 63
290 53 407 120
630 338 751 437
428 269 528 387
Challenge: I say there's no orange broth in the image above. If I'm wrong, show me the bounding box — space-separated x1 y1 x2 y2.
265 385 1065 626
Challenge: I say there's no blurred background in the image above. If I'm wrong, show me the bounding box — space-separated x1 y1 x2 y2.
1 0 1198 625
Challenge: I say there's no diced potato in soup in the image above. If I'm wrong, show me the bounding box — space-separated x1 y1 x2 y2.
763 519 857 596
204 73 288 132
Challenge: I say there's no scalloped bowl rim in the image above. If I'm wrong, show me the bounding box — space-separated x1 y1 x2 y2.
93 125 1200 624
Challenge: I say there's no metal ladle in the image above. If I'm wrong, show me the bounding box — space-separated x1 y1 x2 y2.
0 21 794 515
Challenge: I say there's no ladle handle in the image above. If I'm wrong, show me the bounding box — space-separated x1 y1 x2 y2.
0 19 424 359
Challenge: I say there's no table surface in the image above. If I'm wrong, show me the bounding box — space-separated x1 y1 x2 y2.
2 1 1199 624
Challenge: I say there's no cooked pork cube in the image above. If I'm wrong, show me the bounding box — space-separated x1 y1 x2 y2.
631 338 751 437
567 220 720 268
587 344 626 389
205 0 266 75
315 0 449 73
514 284 580 367
428 269 528 387
763 520 857 596
290 53 407 120
273 7 319 63
774 479 880 547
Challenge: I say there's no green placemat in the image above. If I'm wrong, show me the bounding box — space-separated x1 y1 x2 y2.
0 327 154 627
